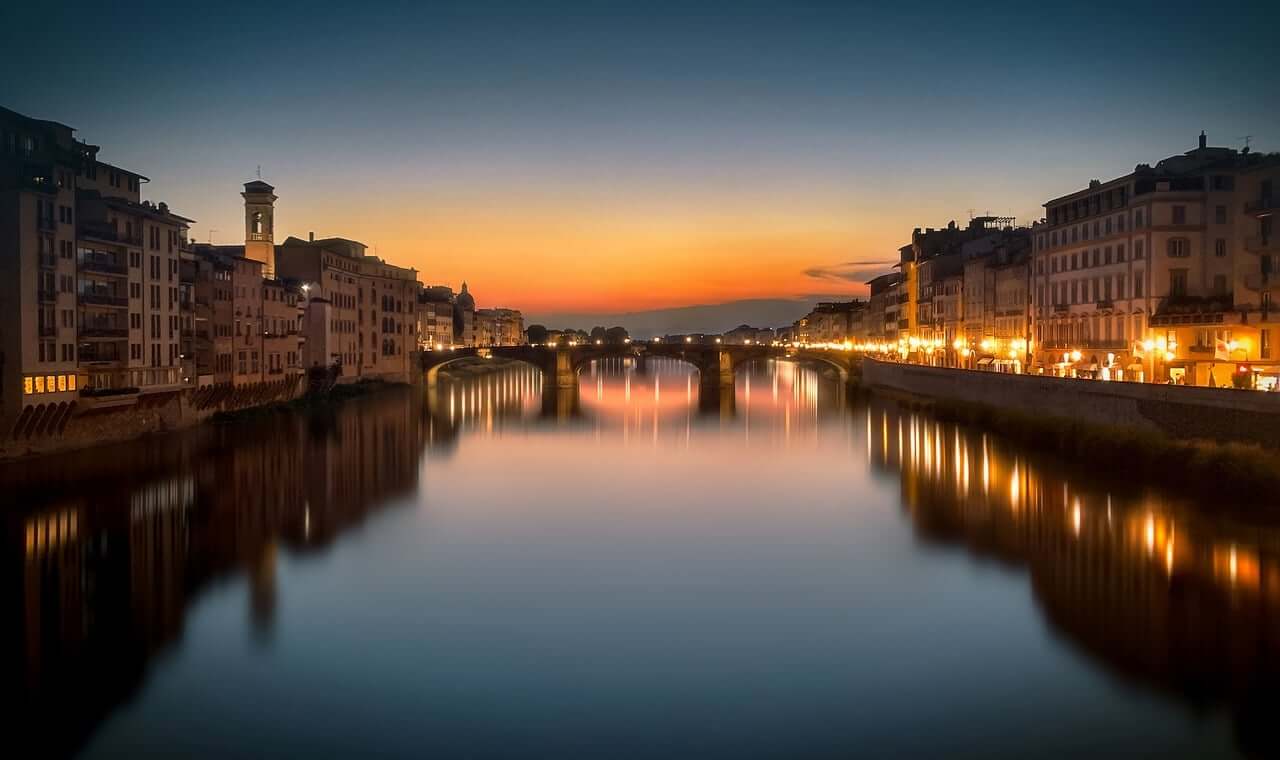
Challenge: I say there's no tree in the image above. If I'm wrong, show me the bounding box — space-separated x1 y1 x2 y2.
526 324 549 344
605 326 629 344
590 326 607 342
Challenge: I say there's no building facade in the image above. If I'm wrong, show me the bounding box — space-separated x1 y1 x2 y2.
276 232 419 381
1 106 194 429
474 307 524 346
1031 133 1280 385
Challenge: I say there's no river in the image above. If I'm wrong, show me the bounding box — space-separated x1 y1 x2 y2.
5 357 1279 758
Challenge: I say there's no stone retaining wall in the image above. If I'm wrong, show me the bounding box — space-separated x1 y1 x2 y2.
0 376 307 460
861 358 1280 448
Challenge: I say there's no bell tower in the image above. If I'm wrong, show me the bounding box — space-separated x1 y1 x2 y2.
242 180 277 277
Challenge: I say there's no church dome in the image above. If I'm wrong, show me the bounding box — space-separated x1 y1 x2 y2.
456 281 475 310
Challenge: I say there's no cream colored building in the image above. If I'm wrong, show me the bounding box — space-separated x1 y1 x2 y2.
276 230 420 382
1 106 192 431
1032 133 1280 385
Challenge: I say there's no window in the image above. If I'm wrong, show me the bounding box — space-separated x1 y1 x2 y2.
1135 240 1144 259
1264 328 1272 360
1172 205 1186 225
1215 238 1227 257
1213 275 1228 295
1135 209 1144 227
1135 273 1144 297
1169 269 1188 297
1215 205 1227 224
1167 238 1190 257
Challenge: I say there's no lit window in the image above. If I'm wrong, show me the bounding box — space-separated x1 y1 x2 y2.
24 377 34 395
68 374 77 391
56 375 67 392
34 376 45 393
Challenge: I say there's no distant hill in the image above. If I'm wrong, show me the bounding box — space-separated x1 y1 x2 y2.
524 296 848 338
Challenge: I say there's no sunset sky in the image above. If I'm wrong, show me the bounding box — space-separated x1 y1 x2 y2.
4 0 1277 323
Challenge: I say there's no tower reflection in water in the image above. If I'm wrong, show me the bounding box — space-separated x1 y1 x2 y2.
8 357 1280 758
866 397 1280 756
4 388 424 758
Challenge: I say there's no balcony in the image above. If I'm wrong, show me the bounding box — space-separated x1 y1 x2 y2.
1245 197 1277 216
79 327 128 339
1245 236 1275 253
1081 338 1128 350
78 292 129 308
79 255 128 276
36 215 56 232
78 221 142 247
38 325 57 337
39 253 57 269
1053 303 1070 312
37 288 57 303
77 349 125 364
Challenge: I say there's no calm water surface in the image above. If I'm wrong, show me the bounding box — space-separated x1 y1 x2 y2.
6 357 1280 758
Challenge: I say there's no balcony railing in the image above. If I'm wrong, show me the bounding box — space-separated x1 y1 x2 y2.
78 221 142 246
79 255 128 276
39 253 57 268
79 327 128 339
1095 299 1115 310
37 325 57 337
78 292 129 308
36 215 56 232
37 288 57 302
1245 197 1277 215
78 349 125 364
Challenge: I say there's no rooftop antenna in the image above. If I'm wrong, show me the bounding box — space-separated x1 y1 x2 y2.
208 228 218 244
1237 135 1253 150
256 165 262 179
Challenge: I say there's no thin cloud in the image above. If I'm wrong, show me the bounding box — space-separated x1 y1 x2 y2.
803 260 897 283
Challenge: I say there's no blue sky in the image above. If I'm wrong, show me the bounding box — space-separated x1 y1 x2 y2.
3 0 1277 321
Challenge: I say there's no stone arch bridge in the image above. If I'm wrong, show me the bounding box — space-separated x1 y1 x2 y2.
420 342 860 403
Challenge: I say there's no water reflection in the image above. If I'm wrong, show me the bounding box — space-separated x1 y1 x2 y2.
4 389 423 757
5 360 1280 757
867 397 1280 756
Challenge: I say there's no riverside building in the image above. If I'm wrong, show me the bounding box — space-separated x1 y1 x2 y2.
1031 132 1280 386
1 106 194 430
276 231 420 381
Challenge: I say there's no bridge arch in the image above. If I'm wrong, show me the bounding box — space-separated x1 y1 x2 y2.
785 350 857 385
422 348 551 387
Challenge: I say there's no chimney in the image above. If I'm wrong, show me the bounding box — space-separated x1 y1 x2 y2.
309 231 314 242
1199 130 1207 150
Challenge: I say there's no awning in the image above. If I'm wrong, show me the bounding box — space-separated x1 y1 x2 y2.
977 358 994 366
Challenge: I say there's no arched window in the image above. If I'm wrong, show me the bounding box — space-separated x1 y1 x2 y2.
251 211 263 235
1167 237 1190 257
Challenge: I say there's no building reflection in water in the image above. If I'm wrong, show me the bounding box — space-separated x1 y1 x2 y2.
2 387 424 758
9 357 1280 757
864 397 1280 756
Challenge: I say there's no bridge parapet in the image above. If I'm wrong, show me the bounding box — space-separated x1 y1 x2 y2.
420 343 860 391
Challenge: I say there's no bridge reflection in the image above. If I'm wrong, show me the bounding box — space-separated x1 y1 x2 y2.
426 355 851 445
865 398 1280 757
